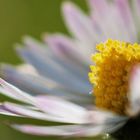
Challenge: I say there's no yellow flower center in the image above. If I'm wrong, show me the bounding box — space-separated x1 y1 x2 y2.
89 39 140 115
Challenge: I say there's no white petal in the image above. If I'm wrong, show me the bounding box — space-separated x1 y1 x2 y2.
0 78 35 104
24 35 89 76
132 0 140 38
115 0 137 41
0 105 20 117
62 1 98 54
1 65 92 105
35 96 88 121
128 65 140 116
44 33 90 65
13 124 105 137
88 0 118 40
17 64 38 76
12 121 126 137
88 0 136 42
16 47 90 94
86 109 127 125
3 102 85 124
35 97 127 125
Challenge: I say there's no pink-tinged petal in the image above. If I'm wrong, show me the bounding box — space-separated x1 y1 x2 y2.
86 109 127 125
3 102 87 124
128 65 140 116
12 122 126 137
115 0 137 41
1 65 92 106
88 0 108 14
44 33 90 65
0 104 21 117
137 0 140 6
0 78 35 104
16 45 90 94
45 34 76 58
11 109 127 136
88 0 121 40
35 96 88 123
13 125 70 136
88 0 136 41
62 2 99 48
23 36 90 85
115 0 132 23
35 96 127 125
12 124 103 137
0 109 19 117
3 102 48 120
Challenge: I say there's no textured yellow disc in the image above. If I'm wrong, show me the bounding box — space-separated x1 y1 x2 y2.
89 39 140 114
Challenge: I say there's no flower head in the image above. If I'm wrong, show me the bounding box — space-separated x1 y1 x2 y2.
0 0 140 139
89 39 140 115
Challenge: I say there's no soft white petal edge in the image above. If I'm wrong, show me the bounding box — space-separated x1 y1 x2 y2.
0 79 126 124
16 64 39 76
0 78 35 104
128 65 140 116
0 78 88 124
12 122 126 137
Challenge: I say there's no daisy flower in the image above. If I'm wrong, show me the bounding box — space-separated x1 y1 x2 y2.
0 0 140 139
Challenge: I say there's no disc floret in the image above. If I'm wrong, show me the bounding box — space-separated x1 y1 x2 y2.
89 39 140 114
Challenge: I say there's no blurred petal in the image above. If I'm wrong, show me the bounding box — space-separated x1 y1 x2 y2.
132 0 140 29
35 95 88 119
0 78 35 104
128 65 140 116
17 64 38 76
115 0 137 41
2 102 86 124
86 109 127 125
0 100 127 127
33 99 127 125
0 104 21 117
62 1 98 54
88 0 136 41
0 78 127 125
62 1 96 40
12 122 126 137
44 34 90 81
10 107 127 136
88 0 108 13
1 65 93 105
88 0 118 40
44 34 90 65
16 46 90 94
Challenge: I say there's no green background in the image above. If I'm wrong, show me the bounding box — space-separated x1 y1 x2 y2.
0 0 113 140
0 0 87 64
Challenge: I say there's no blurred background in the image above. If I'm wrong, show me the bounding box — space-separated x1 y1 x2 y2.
0 0 103 140
0 0 88 64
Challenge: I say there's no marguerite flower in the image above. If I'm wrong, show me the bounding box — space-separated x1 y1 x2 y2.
1 0 140 139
